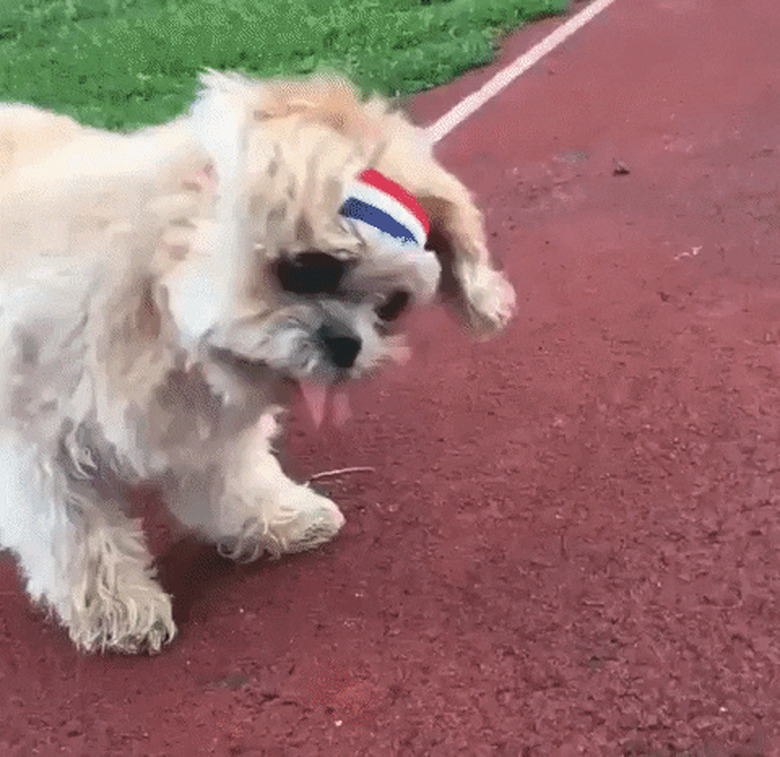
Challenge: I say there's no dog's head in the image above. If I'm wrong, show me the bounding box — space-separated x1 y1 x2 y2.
160 71 515 388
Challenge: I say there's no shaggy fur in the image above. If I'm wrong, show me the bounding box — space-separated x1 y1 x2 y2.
0 71 515 653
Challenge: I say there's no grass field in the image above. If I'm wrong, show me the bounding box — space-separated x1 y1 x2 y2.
0 0 566 129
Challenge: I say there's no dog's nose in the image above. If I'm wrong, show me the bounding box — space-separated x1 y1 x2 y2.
318 325 362 369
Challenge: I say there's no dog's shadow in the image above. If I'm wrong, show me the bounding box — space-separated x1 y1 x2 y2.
154 537 236 627
134 460 336 631
153 530 328 630
133 488 251 628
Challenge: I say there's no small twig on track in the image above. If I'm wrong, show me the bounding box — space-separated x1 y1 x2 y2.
308 466 376 483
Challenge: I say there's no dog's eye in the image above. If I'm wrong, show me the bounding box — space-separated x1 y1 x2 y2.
275 252 346 295
376 290 410 322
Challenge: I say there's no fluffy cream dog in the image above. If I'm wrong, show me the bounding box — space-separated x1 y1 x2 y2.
0 72 515 653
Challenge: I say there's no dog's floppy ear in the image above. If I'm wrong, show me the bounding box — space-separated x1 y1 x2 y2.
417 177 515 338
376 125 515 338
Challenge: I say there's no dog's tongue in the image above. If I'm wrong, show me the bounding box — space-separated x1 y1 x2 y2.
332 390 352 426
299 382 328 428
298 382 352 429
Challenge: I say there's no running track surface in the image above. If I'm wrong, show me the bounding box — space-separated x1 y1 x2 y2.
1 1 779 754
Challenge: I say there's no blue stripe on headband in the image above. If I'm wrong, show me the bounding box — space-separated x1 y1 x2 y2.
340 198 417 245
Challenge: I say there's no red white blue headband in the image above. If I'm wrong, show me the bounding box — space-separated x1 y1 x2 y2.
340 169 429 249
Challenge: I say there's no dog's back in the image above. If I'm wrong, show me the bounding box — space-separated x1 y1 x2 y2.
0 103 92 178
0 107 210 438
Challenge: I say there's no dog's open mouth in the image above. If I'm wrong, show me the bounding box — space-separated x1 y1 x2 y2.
297 381 351 429
209 343 353 429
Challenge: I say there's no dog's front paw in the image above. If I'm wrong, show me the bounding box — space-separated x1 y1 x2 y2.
68 583 176 655
275 490 346 555
218 488 345 562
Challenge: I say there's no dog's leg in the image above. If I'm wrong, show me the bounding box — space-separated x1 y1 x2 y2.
170 411 345 562
0 434 174 653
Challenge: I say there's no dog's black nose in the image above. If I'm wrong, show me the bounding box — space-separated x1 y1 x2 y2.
318 325 362 369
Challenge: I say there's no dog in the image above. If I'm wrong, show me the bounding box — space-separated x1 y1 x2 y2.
0 71 515 653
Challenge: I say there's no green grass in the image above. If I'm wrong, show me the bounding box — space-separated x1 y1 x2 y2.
0 0 566 130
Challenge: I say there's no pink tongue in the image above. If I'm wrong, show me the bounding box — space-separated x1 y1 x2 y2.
299 382 328 429
332 391 352 427
298 383 352 429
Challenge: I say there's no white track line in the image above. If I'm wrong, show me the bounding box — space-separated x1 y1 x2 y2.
427 0 618 144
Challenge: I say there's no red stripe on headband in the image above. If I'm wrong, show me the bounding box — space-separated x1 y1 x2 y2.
358 169 430 236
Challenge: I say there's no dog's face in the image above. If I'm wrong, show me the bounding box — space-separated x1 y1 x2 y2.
161 71 515 391
206 146 443 386
229 234 441 386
